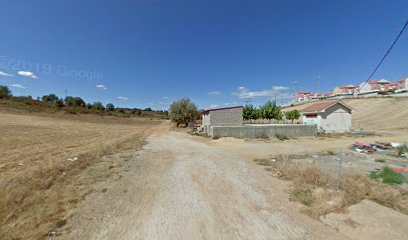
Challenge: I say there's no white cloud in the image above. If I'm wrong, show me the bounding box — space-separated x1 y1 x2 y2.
117 96 128 100
210 104 219 108
96 84 107 90
208 91 221 96
0 71 13 77
17 71 38 79
162 96 168 99
273 86 289 91
11 84 26 89
224 102 230 106
232 86 290 99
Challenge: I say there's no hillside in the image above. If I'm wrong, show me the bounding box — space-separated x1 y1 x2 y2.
283 97 408 132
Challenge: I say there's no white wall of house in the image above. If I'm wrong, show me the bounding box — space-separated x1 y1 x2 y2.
320 104 352 133
302 103 352 133
303 114 322 129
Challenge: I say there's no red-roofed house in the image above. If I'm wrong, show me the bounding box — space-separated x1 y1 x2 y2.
332 84 359 96
359 79 391 94
295 91 311 102
300 101 352 133
395 78 408 92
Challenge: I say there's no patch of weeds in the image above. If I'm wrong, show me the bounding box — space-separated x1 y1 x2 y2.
374 159 386 163
253 158 273 166
55 219 67 228
290 187 315 206
101 188 108 193
397 145 408 156
326 150 335 155
275 133 289 141
369 167 404 185
256 133 269 139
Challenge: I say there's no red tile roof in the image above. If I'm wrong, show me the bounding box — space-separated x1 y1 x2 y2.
300 101 352 113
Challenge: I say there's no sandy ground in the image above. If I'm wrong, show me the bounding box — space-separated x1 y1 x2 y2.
208 131 408 160
61 125 351 240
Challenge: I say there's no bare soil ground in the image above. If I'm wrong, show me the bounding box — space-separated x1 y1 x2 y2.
0 111 162 239
58 128 349 240
2 97 408 239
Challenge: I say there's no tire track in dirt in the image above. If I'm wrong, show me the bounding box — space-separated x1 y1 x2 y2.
64 129 349 240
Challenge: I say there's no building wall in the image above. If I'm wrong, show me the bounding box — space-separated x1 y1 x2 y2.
320 104 352 133
209 125 317 139
208 107 243 126
303 114 322 130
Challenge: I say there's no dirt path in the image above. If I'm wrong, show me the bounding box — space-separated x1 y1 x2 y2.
62 126 348 240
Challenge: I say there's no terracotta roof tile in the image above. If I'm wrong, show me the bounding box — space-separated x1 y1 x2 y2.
300 101 351 113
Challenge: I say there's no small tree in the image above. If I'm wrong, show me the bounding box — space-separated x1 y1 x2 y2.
285 110 301 123
131 108 142 115
144 107 152 111
53 98 64 108
169 97 198 127
243 104 257 123
259 100 277 123
92 102 105 111
42 94 59 103
0 86 12 99
106 103 115 112
65 96 86 108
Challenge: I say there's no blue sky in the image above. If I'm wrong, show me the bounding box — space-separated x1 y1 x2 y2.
0 0 407 109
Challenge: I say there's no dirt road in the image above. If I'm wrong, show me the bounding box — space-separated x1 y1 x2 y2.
63 125 348 240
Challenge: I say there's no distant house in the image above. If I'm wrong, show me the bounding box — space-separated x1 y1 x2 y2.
332 84 359 96
300 101 352 133
295 91 311 102
359 79 392 94
395 78 408 92
202 106 243 135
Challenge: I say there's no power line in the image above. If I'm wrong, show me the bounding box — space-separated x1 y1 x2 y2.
365 18 408 82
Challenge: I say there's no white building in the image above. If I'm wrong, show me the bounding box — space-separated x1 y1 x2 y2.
202 106 243 135
300 101 352 133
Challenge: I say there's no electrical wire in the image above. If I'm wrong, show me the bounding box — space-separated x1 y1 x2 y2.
365 18 408 82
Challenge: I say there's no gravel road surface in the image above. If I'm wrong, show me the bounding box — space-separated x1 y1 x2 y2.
63 127 348 240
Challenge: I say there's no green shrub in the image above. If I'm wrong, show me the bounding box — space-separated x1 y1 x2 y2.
275 133 289 141
0 86 12 99
369 167 404 185
397 145 408 156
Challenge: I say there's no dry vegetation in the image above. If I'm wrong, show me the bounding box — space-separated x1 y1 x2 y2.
254 155 408 219
0 111 162 239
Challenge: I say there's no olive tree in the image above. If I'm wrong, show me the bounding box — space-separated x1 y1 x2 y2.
169 97 198 127
106 103 115 112
0 86 12 99
42 94 59 103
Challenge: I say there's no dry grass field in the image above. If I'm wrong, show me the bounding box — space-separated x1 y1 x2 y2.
0 111 162 239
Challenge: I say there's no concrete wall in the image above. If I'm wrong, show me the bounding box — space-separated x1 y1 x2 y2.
209 107 243 126
209 124 317 139
320 104 351 133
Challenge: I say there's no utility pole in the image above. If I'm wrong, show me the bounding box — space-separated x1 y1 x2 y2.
314 75 320 92
64 89 68 99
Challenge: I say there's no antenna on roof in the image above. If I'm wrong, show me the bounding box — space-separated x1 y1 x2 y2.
243 99 252 104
